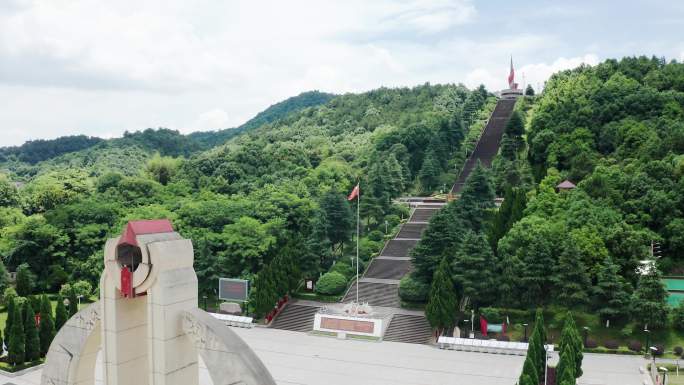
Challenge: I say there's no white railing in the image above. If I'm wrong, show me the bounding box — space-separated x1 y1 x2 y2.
437 336 554 356
210 312 254 328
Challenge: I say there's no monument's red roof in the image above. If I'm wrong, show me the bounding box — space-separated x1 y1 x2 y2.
118 219 174 246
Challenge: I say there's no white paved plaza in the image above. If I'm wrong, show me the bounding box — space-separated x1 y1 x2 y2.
0 327 652 385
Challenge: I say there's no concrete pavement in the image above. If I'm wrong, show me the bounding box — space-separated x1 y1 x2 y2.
0 327 650 385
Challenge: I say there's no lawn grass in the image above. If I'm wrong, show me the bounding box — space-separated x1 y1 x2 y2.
0 358 44 372
493 306 684 354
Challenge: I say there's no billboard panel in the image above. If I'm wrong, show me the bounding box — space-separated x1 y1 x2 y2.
218 278 249 302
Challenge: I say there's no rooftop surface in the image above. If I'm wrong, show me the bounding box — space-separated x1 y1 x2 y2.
1 327 649 385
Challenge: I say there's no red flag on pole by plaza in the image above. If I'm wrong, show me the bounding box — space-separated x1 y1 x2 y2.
347 183 359 201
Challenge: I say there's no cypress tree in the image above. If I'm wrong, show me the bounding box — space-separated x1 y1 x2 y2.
68 288 79 317
4 297 14 348
425 257 458 334
555 343 576 383
488 185 514 251
559 312 583 378
553 240 591 308
8 302 25 365
593 255 631 324
23 301 40 361
519 355 539 385
451 230 498 307
418 150 442 193
520 373 535 385
55 297 68 331
631 261 669 329
39 294 56 356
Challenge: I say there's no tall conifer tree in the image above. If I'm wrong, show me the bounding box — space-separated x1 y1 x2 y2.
55 297 68 331
425 257 457 334
23 301 40 361
8 302 25 365
39 294 56 356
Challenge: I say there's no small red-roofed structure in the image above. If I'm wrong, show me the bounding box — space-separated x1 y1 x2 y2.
118 219 174 247
556 180 576 192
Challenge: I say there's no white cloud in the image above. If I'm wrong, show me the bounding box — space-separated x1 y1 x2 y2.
191 109 230 133
0 0 680 146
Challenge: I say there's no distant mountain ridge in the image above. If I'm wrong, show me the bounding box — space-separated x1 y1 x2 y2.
0 90 336 165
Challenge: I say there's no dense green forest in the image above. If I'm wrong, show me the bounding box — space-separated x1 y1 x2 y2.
412 57 684 338
0 91 336 178
0 83 490 318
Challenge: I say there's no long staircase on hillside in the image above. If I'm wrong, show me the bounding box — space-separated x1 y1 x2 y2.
271 97 516 344
452 98 516 194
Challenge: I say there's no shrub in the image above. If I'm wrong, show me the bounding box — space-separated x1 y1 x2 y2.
3 287 17 306
480 308 503 323
368 230 384 242
359 239 383 261
398 276 429 303
329 261 354 280
72 280 93 299
390 204 410 219
384 214 401 229
603 340 619 350
674 346 683 356
628 340 643 352
315 272 348 296
497 335 510 341
672 303 684 331
585 338 598 348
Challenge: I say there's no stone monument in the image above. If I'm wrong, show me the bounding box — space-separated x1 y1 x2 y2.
41 219 276 385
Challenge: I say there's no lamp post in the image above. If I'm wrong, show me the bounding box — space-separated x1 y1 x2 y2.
650 346 658 369
583 326 590 346
464 320 470 338
659 367 668 385
523 323 529 342
77 295 83 309
203 295 208 311
644 328 651 357
544 344 549 385
384 220 389 234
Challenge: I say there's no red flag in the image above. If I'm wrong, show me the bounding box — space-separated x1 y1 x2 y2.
347 184 359 201
508 57 515 88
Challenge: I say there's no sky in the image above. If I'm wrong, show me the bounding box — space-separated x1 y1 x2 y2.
1 0 683 147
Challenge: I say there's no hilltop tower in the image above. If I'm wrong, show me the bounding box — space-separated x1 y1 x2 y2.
500 56 524 99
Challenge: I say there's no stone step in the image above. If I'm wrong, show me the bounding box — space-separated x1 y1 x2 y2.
383 314 432 344
380 239 418 258
364 258 412 280
409 208 440 223
342 281 400 308
269 304 320 332
396 223 427 240
452 98 516 194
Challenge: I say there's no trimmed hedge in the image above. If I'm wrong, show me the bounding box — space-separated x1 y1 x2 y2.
603 340 619 349
585 338 598 348
628 340 643 352
330 261 355 280
398 276 429 303
315 272 348 296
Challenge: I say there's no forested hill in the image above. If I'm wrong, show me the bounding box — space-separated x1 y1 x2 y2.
405 56 684 334
0 82 490 299
0 90 335 174
187 90 336 150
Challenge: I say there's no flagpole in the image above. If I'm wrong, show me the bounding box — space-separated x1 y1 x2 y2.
356 182 360 304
